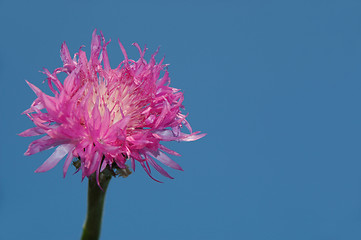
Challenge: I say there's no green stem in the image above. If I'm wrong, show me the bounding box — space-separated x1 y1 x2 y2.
81 173 111 240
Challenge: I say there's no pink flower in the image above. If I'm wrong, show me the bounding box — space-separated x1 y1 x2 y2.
20 30 205 183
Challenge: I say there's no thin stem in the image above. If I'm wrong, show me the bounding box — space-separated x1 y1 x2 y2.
81 173 111 240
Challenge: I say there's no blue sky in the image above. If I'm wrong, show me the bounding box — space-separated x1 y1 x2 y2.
1 0 361 239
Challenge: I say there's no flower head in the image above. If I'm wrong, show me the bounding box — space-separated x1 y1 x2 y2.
20 30 205 183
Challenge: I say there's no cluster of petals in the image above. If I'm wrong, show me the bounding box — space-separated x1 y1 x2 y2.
20 30 205 183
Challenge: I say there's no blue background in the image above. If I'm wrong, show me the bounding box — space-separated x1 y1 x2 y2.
1 0 361 239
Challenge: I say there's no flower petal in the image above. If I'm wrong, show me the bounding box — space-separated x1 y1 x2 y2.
63 146 75 177
60 42 74 67
35 144 74 173
147 150 183 171
159 144 181 156
140 162 162 183
25 135 68 156
147 157 174 179
26 80 43 97
180 132 207 142
19 127 46 137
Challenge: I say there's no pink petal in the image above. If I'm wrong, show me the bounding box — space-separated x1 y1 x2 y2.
147 150 183 171
180 132 207 142
154 101 170 128
26 80 43 97
140 162 162 183
99 104 110 137
41 94 58 115
159 145 181 156
90 98 101 136
100 31 111 71
19 127 46 137
182 118 192 133
63 146 75 177
88 151 102 176
147 157 174 179
118 39 128 64
35 144 73 173
60 42 73 66
25 135 67 156
42 68 63 93
90 29 101 65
